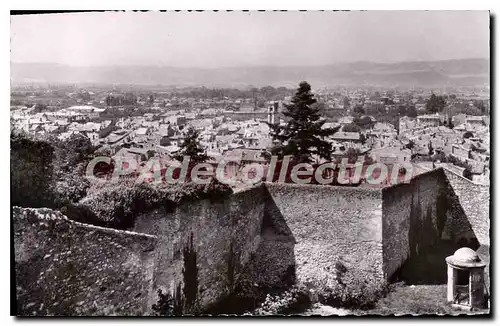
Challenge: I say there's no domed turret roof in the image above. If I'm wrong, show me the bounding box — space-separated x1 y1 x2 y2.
446 247 486 268
453 247 480 263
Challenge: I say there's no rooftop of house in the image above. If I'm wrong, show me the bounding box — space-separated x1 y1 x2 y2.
135 127 149 135
322 122 341 130
157 144 181 153
417 114 441 120
222 148 267 163
201 108 218 115
371 146 411 156
338 116 354 124
332 132 361 141
66 105 101 112
127 147 149 156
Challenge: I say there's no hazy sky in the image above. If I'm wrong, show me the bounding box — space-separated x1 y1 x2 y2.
11 11 490 67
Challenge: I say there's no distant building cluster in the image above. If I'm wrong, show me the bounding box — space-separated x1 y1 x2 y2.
10 85 490 187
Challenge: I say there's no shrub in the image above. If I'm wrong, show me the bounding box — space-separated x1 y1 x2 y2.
11 132 95 208
254 285 313 315
78 182 173 229
152 288 183 316
53 170 91 204
59 201 103 227
317 277 390 310
78 179 233 229
343 123 361 133
296 260 390 311
463 131 474 139
462 167 473 180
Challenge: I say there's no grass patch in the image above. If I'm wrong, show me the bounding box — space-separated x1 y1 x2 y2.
355 282 489 315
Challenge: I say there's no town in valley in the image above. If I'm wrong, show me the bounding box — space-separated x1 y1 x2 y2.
11 11 491 317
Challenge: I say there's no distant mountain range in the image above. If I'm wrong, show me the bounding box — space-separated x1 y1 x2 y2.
11 58 489 88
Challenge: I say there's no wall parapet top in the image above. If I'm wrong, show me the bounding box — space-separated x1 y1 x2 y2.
13 206 158 240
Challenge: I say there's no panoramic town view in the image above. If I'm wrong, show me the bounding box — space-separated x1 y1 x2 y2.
11 11 490 316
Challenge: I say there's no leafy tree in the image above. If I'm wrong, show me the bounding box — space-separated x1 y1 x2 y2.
33 103 48 113
463 131 474 139
397 105 407 116
54 172 91 204
78 92 91 101
463 167 473 180
257 98 266 108
353 105 365 115
431 151 446 163
425 94 446 113
405 140 415 150
353 116 374 130
152 289 176 316
343 97 351 108
260 86 277 99
173 127 210 164
51 134 95 204
105 95 115 106
445 116 454 129
343 123 361 133
471 100 486 115
11 131 97 208
268 81 340 164
147 149 156 159
428 142 434 156
376 103 386 114
124 92 138 105
359 134 366 145
407 106 418 118
53 133 96 175
105 93 138 106
11 98 23 106
346 147 362 164
152 286 184 316
464 105 482 116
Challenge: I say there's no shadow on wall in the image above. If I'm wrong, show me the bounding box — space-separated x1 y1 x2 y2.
390 172 480 285
476 245 490 296
203 187 297 314
258 186 297 287
152 232 200 316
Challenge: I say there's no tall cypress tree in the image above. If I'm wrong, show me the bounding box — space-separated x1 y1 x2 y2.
269 81 339 164
182 233 199 314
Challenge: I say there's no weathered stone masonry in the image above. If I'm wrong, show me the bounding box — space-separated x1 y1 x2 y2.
442 169 490 247
381 168 489 286
442 168 490 292
149 186 267 311
14 207 157 316
13 167 489 315
263 183 385 288
382 169 450 280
